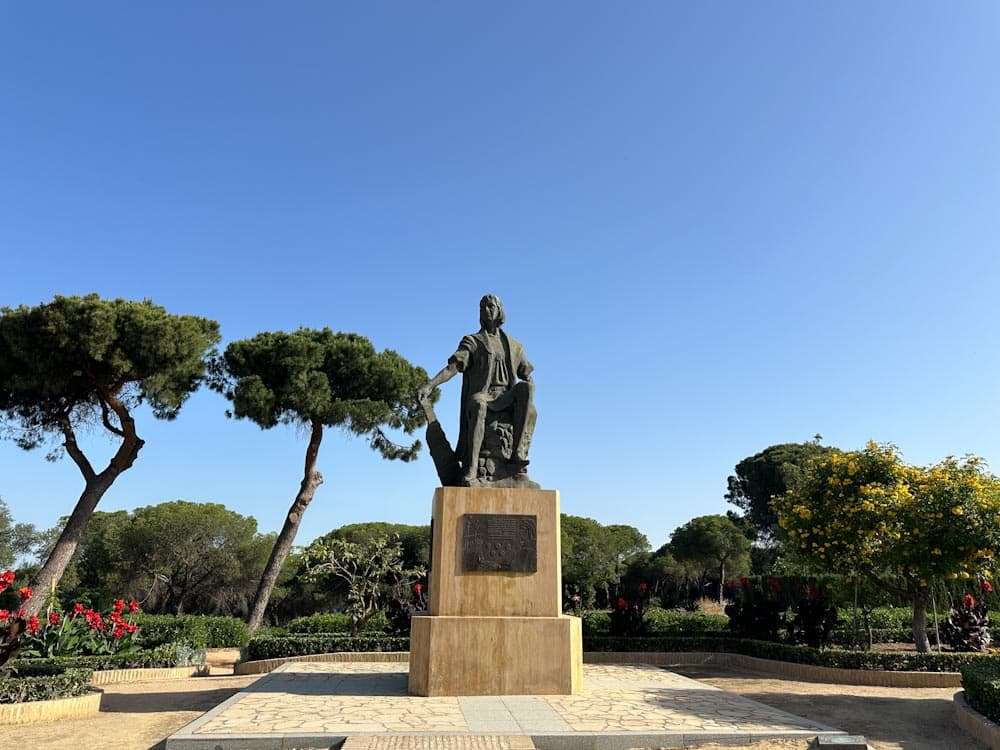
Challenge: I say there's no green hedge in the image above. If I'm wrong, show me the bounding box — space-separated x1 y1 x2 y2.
134 614 250 648
644 609 729 634
585 635 990 672
287 612 389 634
11 643 205 671
962 659 1000 723
0 667 93 704
246 634 409 661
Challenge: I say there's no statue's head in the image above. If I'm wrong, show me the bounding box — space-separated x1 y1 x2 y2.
479 294 505 328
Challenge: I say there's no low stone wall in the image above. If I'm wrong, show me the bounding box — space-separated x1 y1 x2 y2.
0 688 102 725
235 651 409 676
955 692 1000 750
584 651 962 688
89 664 210 684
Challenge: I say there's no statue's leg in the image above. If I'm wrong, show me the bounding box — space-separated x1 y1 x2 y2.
511 380 536 463
463 396 489 483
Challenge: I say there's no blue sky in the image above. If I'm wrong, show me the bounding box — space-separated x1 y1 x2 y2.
2 3 999 553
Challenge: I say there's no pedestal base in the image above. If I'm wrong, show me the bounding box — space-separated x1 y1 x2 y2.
408 614 582 696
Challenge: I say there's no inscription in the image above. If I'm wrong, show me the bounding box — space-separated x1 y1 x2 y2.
461 514 537 573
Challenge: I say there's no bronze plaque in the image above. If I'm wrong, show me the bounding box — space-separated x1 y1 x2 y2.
462 514 537 572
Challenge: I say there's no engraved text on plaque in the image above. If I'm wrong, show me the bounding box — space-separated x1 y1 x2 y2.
461 514 537 572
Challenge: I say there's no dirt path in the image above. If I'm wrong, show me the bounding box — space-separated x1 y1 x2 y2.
5 654 990 750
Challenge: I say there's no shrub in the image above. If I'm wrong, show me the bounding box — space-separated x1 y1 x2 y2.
962 659 1000 723
134 615 249 648
246 633 408 661
0 666 93 703
643 608 729 634
941 595 992 652
287 613 354 634
583 635 990 672
580 611 610 636
11 643 205 671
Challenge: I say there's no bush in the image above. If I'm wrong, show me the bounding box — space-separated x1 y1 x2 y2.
644 608 729 634
962 659 1000 723
0 666 93 703
583 635 991 672
11 643 205 671
246 633 409 661
579 611 610 636
134 615 250 648
286 611 391 635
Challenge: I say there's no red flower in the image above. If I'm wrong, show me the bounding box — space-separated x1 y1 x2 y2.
616 597 628 611
128 600 140 613
0 609 9 621
48 612 61 626
767 578 781 593
964 594 976 609
638 582 649 594
17 608 25 618
739 576 750 589
18 586 32 602
73 603 84 615
982 581 993 593
112 599 125 614
26 615 40 635
413 583 423 594
126 623 138 634
0 569 14 593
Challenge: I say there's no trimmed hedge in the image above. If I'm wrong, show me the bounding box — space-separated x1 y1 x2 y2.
10 643 205 672
134 614 250 648
962 659 1000 723
246 634 409 661
644 609 729 634
0 666 93 704
287 612 389 634
585 635 992 672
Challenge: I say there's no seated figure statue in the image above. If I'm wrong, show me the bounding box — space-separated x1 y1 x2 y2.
417 294 538 488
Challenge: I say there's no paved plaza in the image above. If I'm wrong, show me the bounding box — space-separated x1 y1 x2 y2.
166 661 847 749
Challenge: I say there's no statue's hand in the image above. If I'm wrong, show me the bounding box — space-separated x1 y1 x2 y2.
417 385 432 405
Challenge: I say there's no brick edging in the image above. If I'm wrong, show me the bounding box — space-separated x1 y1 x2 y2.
89 664 211 684
955 692 1000 749
234 651 409 675
0 687 102 725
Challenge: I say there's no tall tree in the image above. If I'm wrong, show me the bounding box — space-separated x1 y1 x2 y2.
775 442 1000 653
726 440 837 536
0 498 42 569
560 515 648 606
669 514 752 602
0 295 219 616
213 329 427 632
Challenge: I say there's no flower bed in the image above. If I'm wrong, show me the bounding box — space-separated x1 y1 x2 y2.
0 664 93 704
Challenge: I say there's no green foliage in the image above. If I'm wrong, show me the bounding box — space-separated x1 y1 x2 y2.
11 642 205 670
287 611 389 634
560 515 649 607
726 440 837 534
319 523 431 570
643 608 729 634
134 614 250 648
246 633 409 660
669 514 751 596
579 611 611 636
0 666 93 704
301 534 424 633
962 659 1000 724
214 328 428 459
94 501 273 616
0 294 220 451
0 498 41 569
583 635 992 672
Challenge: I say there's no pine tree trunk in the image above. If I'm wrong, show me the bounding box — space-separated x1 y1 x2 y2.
718 561 726 604
246 420 324 632
26 403 143 618
912 592 932 653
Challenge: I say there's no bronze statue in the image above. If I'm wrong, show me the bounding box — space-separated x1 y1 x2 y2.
418 294 538 488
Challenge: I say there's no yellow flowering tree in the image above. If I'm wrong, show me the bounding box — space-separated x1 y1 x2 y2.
774 442 1000 653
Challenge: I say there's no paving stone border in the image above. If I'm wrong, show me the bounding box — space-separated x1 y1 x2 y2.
89 664 211 684
0 687 103 725
234 650 961 687
954 692 1000 750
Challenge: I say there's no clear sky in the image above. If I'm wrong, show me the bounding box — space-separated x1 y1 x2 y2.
2 3 999 554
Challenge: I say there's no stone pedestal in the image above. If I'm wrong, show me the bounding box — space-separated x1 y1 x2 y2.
408 487 583 696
